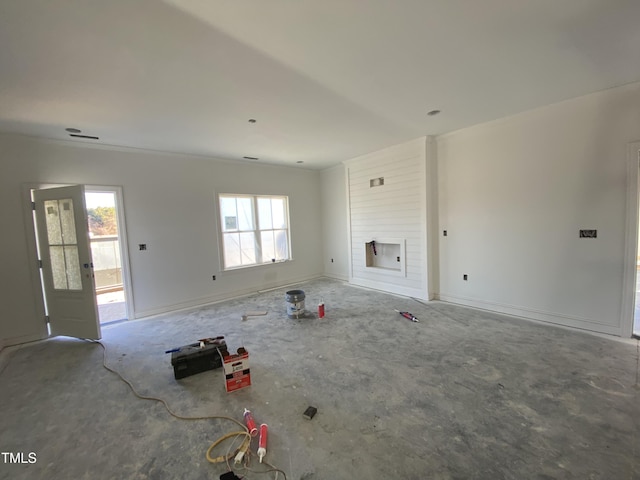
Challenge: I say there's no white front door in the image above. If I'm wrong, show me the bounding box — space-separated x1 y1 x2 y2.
33 185 101 340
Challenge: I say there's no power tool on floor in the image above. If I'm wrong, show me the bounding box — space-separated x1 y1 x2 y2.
167 336 228 379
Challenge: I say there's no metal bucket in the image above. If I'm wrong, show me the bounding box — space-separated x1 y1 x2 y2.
286 289 306 319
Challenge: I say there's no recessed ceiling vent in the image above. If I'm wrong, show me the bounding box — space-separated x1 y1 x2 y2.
69 134 99 140
370 177 384 187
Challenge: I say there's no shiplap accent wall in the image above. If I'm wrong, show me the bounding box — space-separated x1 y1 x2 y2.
344 137 429 299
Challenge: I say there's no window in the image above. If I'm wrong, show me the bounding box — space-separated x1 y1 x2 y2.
218 194 291 269
44 198 82 290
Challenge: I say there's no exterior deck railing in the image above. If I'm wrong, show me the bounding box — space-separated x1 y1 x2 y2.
90 235 122 292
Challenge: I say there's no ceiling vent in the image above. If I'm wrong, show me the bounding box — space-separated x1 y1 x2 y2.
69 134 99 140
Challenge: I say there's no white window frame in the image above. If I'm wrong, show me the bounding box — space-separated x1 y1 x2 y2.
217 193 292 271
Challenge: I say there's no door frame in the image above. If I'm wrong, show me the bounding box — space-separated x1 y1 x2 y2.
85 185 135 323
621 141 640 338
21 182 134 340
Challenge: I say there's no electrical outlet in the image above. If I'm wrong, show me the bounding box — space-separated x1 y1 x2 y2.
212 275 216 281
331 258 334 263
139 244 147 251
443 230 447 236
397 256 400 262
463 274 468 281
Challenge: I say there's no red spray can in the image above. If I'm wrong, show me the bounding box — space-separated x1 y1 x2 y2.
318 299 325 319
243 408 258 437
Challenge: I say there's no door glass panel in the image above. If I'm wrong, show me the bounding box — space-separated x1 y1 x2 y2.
59 199 77 244
50 246 67 289
64 246 82 290
44 200 63 244
44 198 82 291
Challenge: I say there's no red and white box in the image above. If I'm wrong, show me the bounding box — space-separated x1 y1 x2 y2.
223 347 251 393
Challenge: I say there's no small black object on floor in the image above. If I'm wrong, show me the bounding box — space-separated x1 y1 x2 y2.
220 472 241 480
303 406 317 420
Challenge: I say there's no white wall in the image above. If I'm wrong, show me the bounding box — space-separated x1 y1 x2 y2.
344 137 431 299
320 165 349 280
437 81 640 336
0 133 322 346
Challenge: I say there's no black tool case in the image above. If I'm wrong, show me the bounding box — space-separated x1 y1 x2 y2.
171 339 228 380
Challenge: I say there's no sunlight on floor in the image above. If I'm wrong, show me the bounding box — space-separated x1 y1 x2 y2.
97 290 126 324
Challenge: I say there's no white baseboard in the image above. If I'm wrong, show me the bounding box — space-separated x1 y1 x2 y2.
436 292 622 337
134 273 324 319
322 272 349 282
349 277 428 301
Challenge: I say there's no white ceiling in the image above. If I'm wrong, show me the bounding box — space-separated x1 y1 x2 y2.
1 0 639 169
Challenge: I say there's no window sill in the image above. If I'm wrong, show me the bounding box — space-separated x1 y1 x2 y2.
221 259 293 274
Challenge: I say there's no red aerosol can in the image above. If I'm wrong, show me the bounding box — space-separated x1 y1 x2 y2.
318 298 325 319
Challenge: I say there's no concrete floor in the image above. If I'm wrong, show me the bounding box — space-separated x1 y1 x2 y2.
97 290 127 324
1 277 639 480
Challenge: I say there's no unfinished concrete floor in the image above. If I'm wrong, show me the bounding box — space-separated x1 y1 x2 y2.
1 277 639 480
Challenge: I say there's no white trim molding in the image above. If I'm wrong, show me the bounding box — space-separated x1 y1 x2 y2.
438 292 623 337
621 141 640 338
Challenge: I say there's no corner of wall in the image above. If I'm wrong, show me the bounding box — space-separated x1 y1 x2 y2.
320 163 350 280
425 135 439 300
